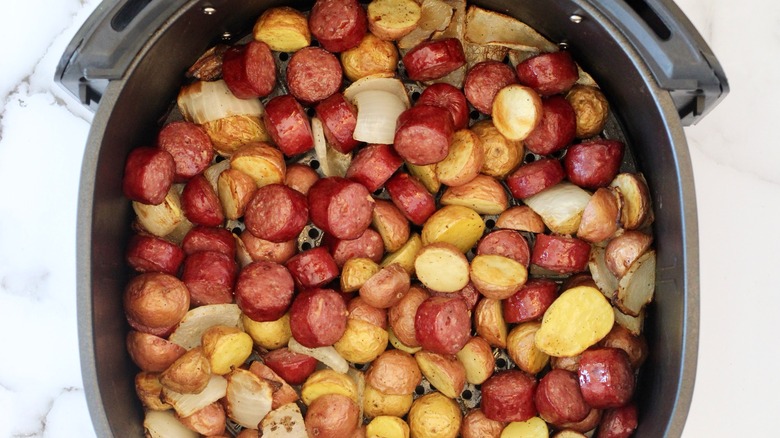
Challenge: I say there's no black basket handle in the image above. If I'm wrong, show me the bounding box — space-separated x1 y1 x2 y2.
587 0 729 125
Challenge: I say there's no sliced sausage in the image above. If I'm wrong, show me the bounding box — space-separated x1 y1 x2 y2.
181 174 225 227
505 158 566 199
244 183 309 243
429 281 480 311
384 172 436 226
122 147 175 205
516 51 579 96
476 229 531 267
503 278 559 324
289 288 348 347
235 261 295 322
308 0 367 53
181 250 238 306
578 348 636 409
464 61 518 115
287 47 343 104
221 40 277 99
416 83 469 130
323 227 385 267
285 246 340 288
263 348 319 386
308 177 375 240
156 121 214 182
563 139 625 189
182 226 236 257
524 95 577 155
345 143 404 193
126 234 184 275
393 104 454 165
315 92 360 154
596 403 638 438
414 296 471 355
531 234 591 274
239 229 297 264
480 370 538 422
402 38 466 81
535 369 591 425
263 94 314 156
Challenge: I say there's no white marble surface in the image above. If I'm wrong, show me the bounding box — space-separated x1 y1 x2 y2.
0 0 777 436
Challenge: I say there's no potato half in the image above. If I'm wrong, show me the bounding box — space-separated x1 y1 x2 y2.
414 243 471 293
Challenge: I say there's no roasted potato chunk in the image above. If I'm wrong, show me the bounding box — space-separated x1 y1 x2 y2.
253 7 311 52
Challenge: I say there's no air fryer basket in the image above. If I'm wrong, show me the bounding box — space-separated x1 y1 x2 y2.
57 0 727 436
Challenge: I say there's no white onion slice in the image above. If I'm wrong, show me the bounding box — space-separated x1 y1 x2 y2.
168 304 242 350
143 410 198 438
312 117 352 177
343 76 410 108
225 369 273 429
177 80 264 124
351 90 407 145
288 337 349 373
162 375 228 417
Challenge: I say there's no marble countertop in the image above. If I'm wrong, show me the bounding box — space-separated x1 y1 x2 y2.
0 0 776 436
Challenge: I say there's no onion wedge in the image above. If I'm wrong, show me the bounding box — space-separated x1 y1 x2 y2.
168 304 242 350
177 80 264 124
288 337 349 373
464 5 558 52
143 410 198 438
312 117 352 177
162 375 228 417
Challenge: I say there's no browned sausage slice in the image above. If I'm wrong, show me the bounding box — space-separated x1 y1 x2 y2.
345 143 404 193
235 260 295 322
393 105 454 165
156 121 214 182
309 0 367 53
535 368 591 425
464 61 518 115
285 246 340 288
315 92 360 154
416 82 470 130
287 47 343 104
244 183 309 243
222 40 277 99
126 234 184 275
323 227 385 267
414 296 471 355
181 250 238 306
308 177 374 240
402 38 466 81
122 147 175 205
289 288 348 347
263 94 314 157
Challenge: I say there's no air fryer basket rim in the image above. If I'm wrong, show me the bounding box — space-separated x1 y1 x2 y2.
76 0 700 436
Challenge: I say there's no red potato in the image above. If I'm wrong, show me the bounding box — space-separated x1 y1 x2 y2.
461 408 504 438
365 349 422 395
503 278 559 323
324 228 385 267
559 407 603 434
126 331 186 373
124 273 190 337
524 96 577 156
347 296 388 329
371 199 410 253
156 121 214 182
430 281 480 311
402 37 466 81
495 206 546 234
285 246 340 288
516 51 579 96
564 140 625 189
244 183 309 243
126 234 184 275
416 82 470 130
577 187 622 243
531 234 591 274
263 94 314 157
393 105 455 165
182 226 236 257
181 250 237 306
122 147 175 205
315 93 360 154
345 143 404 193
596 403 638 438
263 348 319 386
505 158 565 199
598 324 648 370
181 174 224 227
289 288 348 347
221 40 276 99
308 0 367 53
287 47 343 104
239 230 296 264
480 370 538 422
359 263 411 309
388 285 430 347
178 402 226 436
604 231 653 278
285 163 320 195
414 296 471 355
385 172 437 226
235 261 295 322
464 60 518 115
308 177 375 240
535 369 590 425
476 229 530 267
305 393 361 438
578 348 636 409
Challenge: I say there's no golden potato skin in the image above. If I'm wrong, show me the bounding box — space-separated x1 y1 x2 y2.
159 347 211 394
461 408 504 438
367 415 410 438
507 322 550 375
408 392 462 438
415 351 467 399
363 384 414 418
135 372 172 411
365 350 422 395
333 318 389 364
201 325 253 375
566 84 609 138
241 312 291 350
253 6 311 52
471 119 523 179
388 285 430 347
124 272 190 337
474 297 508 349
306 393 361 438
301 369 359 405
366 0 421 41
342 257 382 293
341 33 399 82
